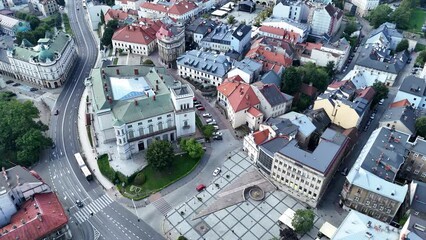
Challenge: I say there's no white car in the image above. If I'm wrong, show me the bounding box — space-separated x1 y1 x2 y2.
202 113 212 118
205 118 213 123
214 131 222 136
213 125 219 130
378 99 385 105
208 121 217 125
213 167 221 176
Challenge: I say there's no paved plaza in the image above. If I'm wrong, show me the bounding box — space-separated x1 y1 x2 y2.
164 151 339 240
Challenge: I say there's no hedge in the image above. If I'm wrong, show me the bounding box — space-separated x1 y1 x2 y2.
98 154 116 182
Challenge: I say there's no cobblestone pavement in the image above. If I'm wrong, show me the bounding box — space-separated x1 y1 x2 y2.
164 151 346 240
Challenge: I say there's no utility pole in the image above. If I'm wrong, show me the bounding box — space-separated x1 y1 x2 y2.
132 199 140 222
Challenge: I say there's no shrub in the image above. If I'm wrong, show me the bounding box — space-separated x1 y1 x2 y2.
143 59 154 65
116 171 128 185
133 172 146 185
97 155 116 182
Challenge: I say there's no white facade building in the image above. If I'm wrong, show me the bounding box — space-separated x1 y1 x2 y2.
89 66 196 160
30 0 58 16
0 31 76 88
351 0 380 16
262 17 310 40
311 3 343 36
272 0 309 22
252 83 292 118
115 0 142 11
394 75 426 109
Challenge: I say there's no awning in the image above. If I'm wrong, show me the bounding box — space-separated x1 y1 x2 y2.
278 208 295 230
319 221 337 239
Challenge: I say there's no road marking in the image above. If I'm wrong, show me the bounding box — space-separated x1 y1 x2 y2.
73 195 113 224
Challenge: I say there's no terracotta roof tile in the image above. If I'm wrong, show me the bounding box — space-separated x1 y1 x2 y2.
168 0 198 15
112 25 157 45
140 2 169 13
247 106 263 117
1 193 68 240
246 44 293 73
105 9 129 23
300 83 318 97
357 87 375 102
259 26 300 42
253 129 270 145
390 99 411 108
218 79 260 112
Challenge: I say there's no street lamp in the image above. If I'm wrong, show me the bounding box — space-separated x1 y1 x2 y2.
132 199 140 222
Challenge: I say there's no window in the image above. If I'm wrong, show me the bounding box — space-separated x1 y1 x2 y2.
366 201 370 205
373 203 377 208
138 122 143 126
414 169 420 175
148 119 152 123
386 209 391 214
379 206 384 211
158 117 162 120
421 172 426 178
355 197 360 201
127 125 133 128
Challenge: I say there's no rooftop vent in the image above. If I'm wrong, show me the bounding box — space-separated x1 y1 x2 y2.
414 223 426 232
376 185 381 191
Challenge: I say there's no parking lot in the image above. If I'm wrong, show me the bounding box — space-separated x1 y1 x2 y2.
194 97 224 141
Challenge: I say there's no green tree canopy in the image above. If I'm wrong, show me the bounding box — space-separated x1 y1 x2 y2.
291 209 315 234
145 140 174 170
372 81 389 106
280 228 298 240
143 59 154 65
100 10 105 25
281 67 302 95
177 236 188 240
391 6 411 29
367 4 392 28
416 116 426 138
344 20 358 37
325 61 335 77
396 39 409 52
0 92 52 168
101 27 115 46
227 15 236 25
180 138 204 159
107 19 119 29
416 50 426 66
202 125 214 139
299 63 329 91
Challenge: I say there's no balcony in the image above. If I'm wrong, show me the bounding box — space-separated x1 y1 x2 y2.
182 124 191 129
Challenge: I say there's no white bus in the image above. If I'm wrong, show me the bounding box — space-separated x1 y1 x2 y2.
74 153 93 181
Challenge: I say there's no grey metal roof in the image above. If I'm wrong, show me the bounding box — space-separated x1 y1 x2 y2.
232 24 251 41
0 49 9 64
405 214 426 240
368 22 403 43
176 50 232 78
411 181 426 217
359 127 409 182
0 166 42 191
232 58 262 75
355 45 408 74
407 137 426 156
260 70 281 87
398 75 426 97
202 23 233 44
380 105 416 135
259 137 290 157
318 91 368 116
277 128 347 174
304 108 331 133
186 18 218 35
264 117 299 136
259 84 289 107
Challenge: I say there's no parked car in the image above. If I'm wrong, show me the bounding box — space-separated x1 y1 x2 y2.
214 131 222 136
194 104 202 108
30 87 38 92
196 106 205 111
347 59 352 63
213 135 223 140
341 168 349 176
213 125 219 130
213 167 221 176
5 80 13 84
76 200 84 208
193 97 197 101
196 184 206 192
208 121 217 125
54 109 59 115
378 99 385 105
194 100 201 105
363 125 369 132
370 113 376 119
205 118 213 123
202 113 212 118
366 119 372 126
12 83 21 86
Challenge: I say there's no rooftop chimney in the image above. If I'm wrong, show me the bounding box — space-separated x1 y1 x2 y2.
37 213 42 222
153 95 156 101
116 69 120 75
16 174 20 186
2 167 7 180
134 68 139 75
156 85 159 91
134 100 138 106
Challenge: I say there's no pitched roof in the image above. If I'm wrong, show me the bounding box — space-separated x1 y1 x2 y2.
389 99 411 108
260 70 281 87
380 104 416 134
168 0 198 15
300 83 318 97
399 75 426 97
257 83 289 107
324 3 343 19
176 50 232 78
217 80 241 97
253 129 270 145
259 25 300 42
356 87 375 102
112 25 157 45
246 43 293 72
247 107 263 117
356 45 408 74
218 80 260 112
1 193 68 240
104 9 129 22
232 24 251 41
140 2 169 13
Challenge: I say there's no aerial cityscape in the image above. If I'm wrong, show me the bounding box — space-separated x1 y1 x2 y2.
0 0 425 239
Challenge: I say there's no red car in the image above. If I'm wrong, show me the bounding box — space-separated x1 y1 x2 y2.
196 184 206 192
197 106 205 111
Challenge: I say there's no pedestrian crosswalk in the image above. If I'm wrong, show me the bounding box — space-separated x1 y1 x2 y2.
152 197 172 216
73 194 113 224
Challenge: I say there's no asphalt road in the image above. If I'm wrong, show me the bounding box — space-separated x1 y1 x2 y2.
33 1 164 240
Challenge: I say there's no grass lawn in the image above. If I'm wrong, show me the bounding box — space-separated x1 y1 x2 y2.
408 8 426 33
123 154 201 199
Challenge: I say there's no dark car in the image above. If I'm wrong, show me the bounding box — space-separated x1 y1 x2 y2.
213 135 223 140
54 109 59 115
5 80 14 84
341 168 349 176
76 200 84 208
12 83 21 86
30 87 38 92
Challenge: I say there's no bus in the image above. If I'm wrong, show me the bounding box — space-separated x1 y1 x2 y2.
74 153 93 181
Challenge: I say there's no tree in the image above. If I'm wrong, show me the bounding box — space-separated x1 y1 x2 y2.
416 116 426 138
416 50 426 66
325 61 335 77
367 4 392 28
55 13 63 29
180 138 204 159
372 81 389 106
344 20 358 37
146 140 174 170
29 17 41 30
396 39 409 52
227 15 236 25
202 125 214 139
0 93 52 168
291 209 315 234
177 236 188 240
391 6 411 30
280 228 298 240
281 67 302 95
143 59 154 65
100 10 105 25
106 19 119 29
101 27 115 47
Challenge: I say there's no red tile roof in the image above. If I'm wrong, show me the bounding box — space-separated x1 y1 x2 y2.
247 107 263 117
259 26 300 42
328 80 348 89
112 24 160 45
104 9 129 23
140 0 197 16
253 129 270 145
357 87 375 102
246 44 293 74
140 2 169 13
300 83 318 97
1 192 68 240
390 99 411 108
218 79 260 112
